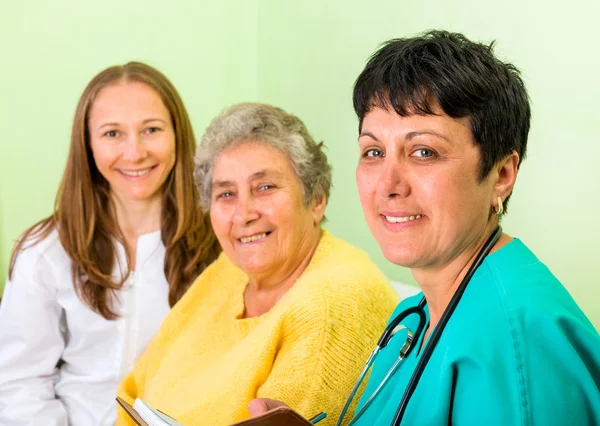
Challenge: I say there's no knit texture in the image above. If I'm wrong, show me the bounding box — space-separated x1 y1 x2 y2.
117 231 399 426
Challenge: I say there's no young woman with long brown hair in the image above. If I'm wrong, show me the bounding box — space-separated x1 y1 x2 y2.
0 62 220 426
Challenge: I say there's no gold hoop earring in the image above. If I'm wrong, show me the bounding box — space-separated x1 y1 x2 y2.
494 196 504 216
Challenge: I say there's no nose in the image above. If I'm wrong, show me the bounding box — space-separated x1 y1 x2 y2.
232 193 259 225
376 157 410 199
122 134 147 162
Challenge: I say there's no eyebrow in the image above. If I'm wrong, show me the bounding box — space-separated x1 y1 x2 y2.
405 130 451 143
212 169 283 189
96 118 167 130
358 131 379 141
358 130 451 143
142 118 167 124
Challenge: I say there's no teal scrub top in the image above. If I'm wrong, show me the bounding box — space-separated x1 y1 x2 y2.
353 239 600 425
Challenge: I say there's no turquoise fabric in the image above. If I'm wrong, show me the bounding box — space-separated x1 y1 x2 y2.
353 239 600 425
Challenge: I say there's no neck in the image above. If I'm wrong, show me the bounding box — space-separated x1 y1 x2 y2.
412 221 508 328
111 191 163 266
244 228 322 318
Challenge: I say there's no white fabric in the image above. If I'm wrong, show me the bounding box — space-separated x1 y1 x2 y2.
0 229 170 426
390 280 420 300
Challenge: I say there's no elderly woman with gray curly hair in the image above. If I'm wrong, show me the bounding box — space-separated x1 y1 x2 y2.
116 103 399 426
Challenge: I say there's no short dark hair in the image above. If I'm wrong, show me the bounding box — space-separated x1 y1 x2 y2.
353 30 531 208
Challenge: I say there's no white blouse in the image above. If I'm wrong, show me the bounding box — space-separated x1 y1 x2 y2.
0 229 170 426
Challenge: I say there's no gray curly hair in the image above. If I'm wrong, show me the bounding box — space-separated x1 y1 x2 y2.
195 102 332 212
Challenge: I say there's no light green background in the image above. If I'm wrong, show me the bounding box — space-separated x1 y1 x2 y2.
1 1 599 329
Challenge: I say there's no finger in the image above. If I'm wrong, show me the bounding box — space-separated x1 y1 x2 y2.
248 398 287 417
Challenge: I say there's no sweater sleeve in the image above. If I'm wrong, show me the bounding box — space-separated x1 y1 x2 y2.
0 247 68 426
256 277 398 425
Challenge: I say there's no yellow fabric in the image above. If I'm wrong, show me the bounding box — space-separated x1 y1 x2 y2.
117 231 399 426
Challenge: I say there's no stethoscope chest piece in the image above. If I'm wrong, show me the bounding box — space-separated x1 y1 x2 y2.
391 325 413 358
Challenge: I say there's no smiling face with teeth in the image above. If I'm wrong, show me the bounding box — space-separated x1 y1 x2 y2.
356 106 510 273
88 82 176 206
209 142 326 285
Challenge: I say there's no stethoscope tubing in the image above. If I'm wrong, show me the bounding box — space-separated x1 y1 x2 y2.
336 304 427 426
390 226 503 426
336 226 502 426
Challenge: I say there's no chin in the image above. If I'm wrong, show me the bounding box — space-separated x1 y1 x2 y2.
123 189 161 202
240 265 270 277
235 257 269 272
380 246 418 268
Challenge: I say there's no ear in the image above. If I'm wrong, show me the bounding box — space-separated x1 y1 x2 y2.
491 150 519 204
310 194 327 226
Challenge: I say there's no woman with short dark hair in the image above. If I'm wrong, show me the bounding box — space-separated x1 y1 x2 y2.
250 31 600 426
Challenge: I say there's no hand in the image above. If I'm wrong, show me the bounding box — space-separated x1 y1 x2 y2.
248 398 289 417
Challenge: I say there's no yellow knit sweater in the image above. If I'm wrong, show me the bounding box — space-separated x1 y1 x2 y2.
117 231 399 426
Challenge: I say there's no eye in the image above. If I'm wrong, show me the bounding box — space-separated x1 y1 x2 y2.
216 191 234 199
145 127 161 134
104 130 119 138
363 148 385 158
411 148 436 158
258 184 275 191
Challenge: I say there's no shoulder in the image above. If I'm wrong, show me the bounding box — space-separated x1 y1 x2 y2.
167 252 245 317
479 238 594 331
186 252 244 293
450 239 596 348
281 231 399 330
313 230 376 265
6 227 72 298
11 227 70 274
445 238 600 421
481 238 600 365
305 230 397 296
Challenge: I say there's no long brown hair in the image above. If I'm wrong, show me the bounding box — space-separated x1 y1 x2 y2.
9 62 220 319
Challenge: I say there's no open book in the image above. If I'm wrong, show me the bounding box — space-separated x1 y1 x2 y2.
116 397 314 425
116 397 183 426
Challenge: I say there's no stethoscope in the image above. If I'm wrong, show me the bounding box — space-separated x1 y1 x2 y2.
336 226 503 426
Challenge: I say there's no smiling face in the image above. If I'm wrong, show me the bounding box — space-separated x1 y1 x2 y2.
356 106 498 272
88 81 176 205
209 141 325 281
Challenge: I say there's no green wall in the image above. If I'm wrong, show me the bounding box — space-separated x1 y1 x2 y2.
255 0 600 329
0 0 258 284
2 0 599 329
